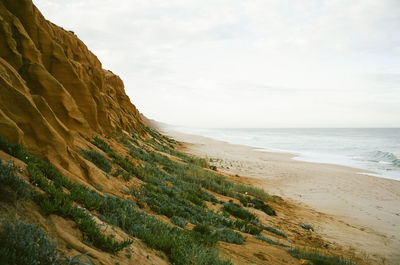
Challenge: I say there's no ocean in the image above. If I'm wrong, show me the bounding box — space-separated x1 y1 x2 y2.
171 127 400 181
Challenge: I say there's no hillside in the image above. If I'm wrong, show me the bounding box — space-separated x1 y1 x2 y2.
0 1 366 265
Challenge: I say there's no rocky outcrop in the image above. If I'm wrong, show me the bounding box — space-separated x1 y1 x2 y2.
0 0 145 163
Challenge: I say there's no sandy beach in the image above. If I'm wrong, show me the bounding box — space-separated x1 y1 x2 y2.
164 129 400 265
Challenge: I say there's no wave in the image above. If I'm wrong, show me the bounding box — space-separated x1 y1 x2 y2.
371 151 400 168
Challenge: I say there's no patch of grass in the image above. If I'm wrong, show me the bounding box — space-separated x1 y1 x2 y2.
91 136 113 154
100 206 232 265
0 218 58 265
16 139 230 264
112 168 123 178
136 181 232 227
0 159 29 202
81 149 112 173
263 226 287 238
125 135 270 202
27 160 132 253
171 216 187 228
222 201 257 222
191 224 219 247
0 218 97 265
234 220 263 235
288 247 357 265
163 161 270 201
238 195 276 216
0 132 273 264
121 172 131 181
254 235 289 247
215 228 244 245
0 135 31 163
232 184 270 202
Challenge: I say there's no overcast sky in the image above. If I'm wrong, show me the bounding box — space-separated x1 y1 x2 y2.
33 0 400 128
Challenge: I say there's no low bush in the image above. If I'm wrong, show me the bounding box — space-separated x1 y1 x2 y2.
234 220 263 235
0 218 97 265
237 195 276 216
191 224 219 247
0 160 29 202
101 209 232 265
27 161 132 253
222 201 257 222
254 235 289 247
125 134 270 202
215 228 244 245
171 216 187 228
0 135 31 163
288 247 357 265
263 226 287 238
81 150 112 173
112 168 123 178
0 218 58 265
91 137 112 154
137 182 230 227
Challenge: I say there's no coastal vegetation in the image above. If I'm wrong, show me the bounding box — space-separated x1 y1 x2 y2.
0 131 357 264
81 149 112 173
288 248 357 265
0 218 95 265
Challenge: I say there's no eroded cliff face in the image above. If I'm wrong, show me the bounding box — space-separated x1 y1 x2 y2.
0 0 145 167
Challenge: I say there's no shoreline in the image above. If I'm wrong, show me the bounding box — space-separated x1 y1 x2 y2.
163 129 400 264
170 128 400 182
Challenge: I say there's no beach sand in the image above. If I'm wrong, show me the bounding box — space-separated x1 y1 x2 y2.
164 129 400 264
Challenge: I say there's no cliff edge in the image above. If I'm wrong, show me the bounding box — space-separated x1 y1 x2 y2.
0 0 144 167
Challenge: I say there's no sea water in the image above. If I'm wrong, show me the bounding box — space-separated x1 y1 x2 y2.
171 127 400 181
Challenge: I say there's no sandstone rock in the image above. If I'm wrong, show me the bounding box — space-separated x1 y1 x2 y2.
0 0 146 169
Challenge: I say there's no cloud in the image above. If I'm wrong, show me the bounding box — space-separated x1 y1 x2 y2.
33 0 400 127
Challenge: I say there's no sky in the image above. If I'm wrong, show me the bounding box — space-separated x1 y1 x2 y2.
33 0 400 128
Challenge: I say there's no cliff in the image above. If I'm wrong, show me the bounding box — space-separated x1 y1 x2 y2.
0 0 145 167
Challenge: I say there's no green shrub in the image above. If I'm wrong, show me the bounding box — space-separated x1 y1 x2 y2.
81 150 112 173
234 220 263 235
137 181 232 228
233 184 270 201
184 157 210 168
215 228 244 245
0 160 29 202
112 168 123 178
0 218 58 265
122 172 131 181
171 216 187 228
222 201 257 222
101 209 231 265
27 161 132 253
288 248 357 265
91 137 112 154
238 195 276 216
0 135 31 163
254 235 289 247
0 218 97 265
192 224 218 247
263 226 287 238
